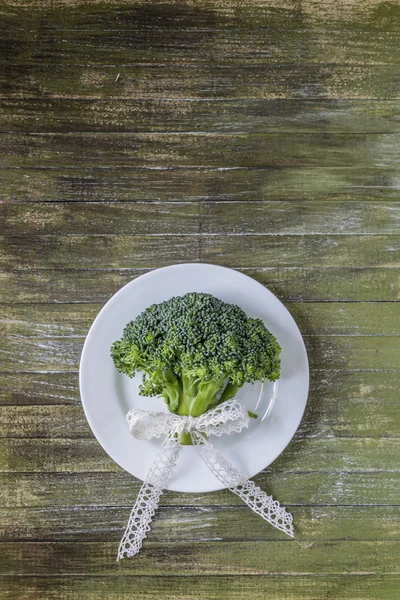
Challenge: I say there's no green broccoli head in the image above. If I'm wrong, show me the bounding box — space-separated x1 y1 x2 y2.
111 293 280 424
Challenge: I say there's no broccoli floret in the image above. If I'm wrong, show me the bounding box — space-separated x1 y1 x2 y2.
111 293 280 444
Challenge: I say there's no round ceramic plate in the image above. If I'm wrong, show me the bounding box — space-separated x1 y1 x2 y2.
80 263 309 493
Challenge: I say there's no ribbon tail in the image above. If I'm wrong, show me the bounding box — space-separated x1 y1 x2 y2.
231 480 294 537
117 428 182 560
192 433 294 538
117 480 163 561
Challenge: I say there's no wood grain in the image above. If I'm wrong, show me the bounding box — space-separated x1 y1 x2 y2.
1 166 398 203
1 132 399 168
1 470 399 508
1 63 399 100
3 201 400 235
2 234 400 270
2 333 400 371
1 0 399 597
2 539 400 575
2 301 400 337
2 575 400 600
2 505 399 542
1 99 400 134
1 0 400 32
2 267 400 303
1 436 399 474
2 369 400 439
2 27 400 66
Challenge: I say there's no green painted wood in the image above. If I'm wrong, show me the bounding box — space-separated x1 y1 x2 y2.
1 436 398 474
1 267 400 303
1 167 399 203
0 372 79 406
2 539 400 575
1 369 400 438
1 63 399 99
2 234 400 269
2 334 400 371
1 370 399 439
3 201 400 235
0 132 399 168
0 203 201 236
1 99 400 134
2 575 400 600
2 301 400 337
1 0 400 33
2 27 400 66
1 505 399 542
1 470 398 508
1 0 399 597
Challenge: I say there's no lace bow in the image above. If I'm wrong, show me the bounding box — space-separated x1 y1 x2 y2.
118 398 293 560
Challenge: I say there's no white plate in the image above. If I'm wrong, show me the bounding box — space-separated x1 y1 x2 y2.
79 263 309 493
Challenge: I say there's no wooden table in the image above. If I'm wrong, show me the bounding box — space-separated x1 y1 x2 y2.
1 1 399 598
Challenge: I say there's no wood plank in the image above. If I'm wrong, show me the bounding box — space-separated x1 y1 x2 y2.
0 132 399 168
1 167 398 203
0 235 200 270
1 505 399 542
2 99 400 134
1 574 400 600
2 28 400 66
0 436 398 474
2 302 400 338
2 333 400 372
1 369 400 438
1 470 398 508
3 201 400 236
1 267 399 303
2 539 400 575
2 234 400 270
0 406 91 439
203 201 400 235
1 370 399 439
1 0 399 33
0 0 398 594
0 203 201 236
1 64 399 100
0 372 79 406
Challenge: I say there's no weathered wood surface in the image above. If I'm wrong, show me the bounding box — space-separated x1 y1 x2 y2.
2 505 400 542
3 301 400 336
1 436 399 473
1 369 400 438
2 334 400 371
1 132 400 168
3 201 400 235
3 27 400 66
2 369 400 439
2 470 399 508
1 0 400 598
1 0 400 32
3 63 399 99
2 539 400 575
2 167 399 203
1 99 400 134
2 234 400 270
2 575 400 600
2 267 400 302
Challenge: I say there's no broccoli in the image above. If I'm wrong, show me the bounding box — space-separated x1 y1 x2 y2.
111 292 281 444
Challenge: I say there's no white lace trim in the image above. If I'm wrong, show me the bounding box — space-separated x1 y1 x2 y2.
117 399 294 561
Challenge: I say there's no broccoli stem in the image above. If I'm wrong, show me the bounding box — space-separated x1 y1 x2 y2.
219 381 242 403
177 373 225 445
160 369 182 414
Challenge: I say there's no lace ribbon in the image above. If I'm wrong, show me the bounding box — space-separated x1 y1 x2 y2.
118 398 293 560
